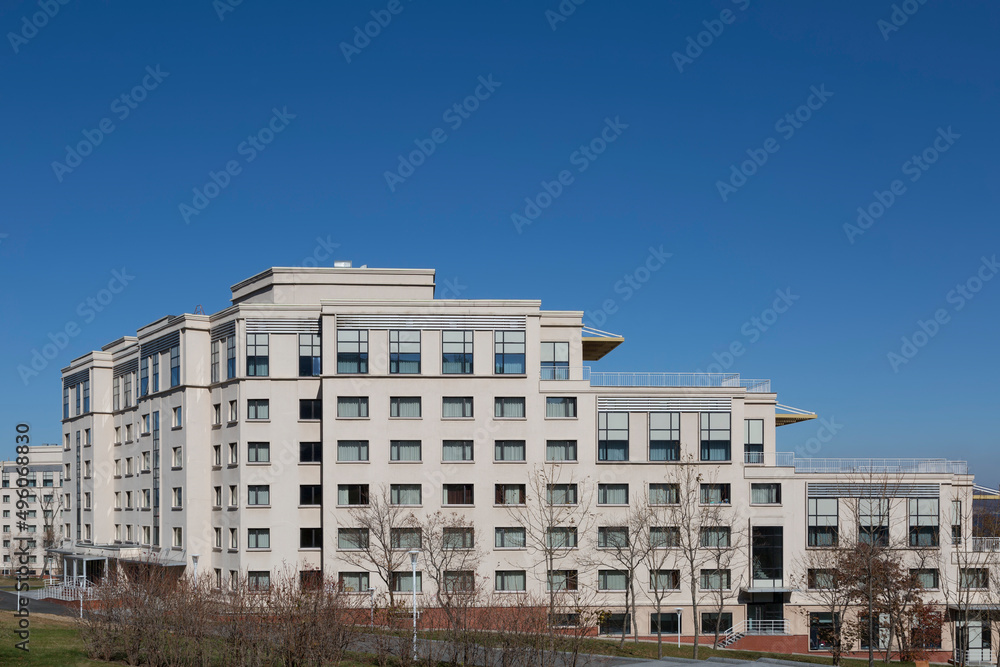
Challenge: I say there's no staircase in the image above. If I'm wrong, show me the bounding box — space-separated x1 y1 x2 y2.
720 619 790 648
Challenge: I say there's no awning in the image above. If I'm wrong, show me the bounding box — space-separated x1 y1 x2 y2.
742 587 799 594
582 327 623 361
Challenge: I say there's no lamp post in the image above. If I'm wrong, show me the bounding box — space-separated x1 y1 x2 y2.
367 587 375 627
408 549 420 661
676 608 683 650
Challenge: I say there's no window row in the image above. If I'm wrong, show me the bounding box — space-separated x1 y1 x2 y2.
807 497 959 548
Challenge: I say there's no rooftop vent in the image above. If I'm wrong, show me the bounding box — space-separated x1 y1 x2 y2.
333 261 352 268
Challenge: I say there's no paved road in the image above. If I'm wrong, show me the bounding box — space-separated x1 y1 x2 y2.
0 589 76 617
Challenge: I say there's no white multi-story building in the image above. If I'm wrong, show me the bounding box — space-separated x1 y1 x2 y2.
2 444 65 576
54 265 992 659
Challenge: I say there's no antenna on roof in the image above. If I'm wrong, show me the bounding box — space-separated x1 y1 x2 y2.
194 305 206 315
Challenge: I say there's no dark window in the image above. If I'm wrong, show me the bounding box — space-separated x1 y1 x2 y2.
169 345 180 386
247 399 269 420
495 484 525 505
337 484 369 506
299 442 322 463
300 485 322 506
702 612 733 634
651 612 681 634
744 418 764 463
649 412 679 461
337 330 368 374
226 337 236 379
140 357 149 396
751 526 783 584
700 412 731 461
599 613 631 635
540 341 569 379
247 442 269 463
598 412 629 461
300 527 322 549
808 498 838 547
299 399 322 420
700 484 731 504
389 330 420 374
909 498 940 547
810 612 839 651
444 484 474 505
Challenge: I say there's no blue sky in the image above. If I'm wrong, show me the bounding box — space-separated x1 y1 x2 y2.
2 1 998 484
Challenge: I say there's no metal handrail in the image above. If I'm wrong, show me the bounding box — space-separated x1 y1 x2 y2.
788 457 968 475
580 368 771 392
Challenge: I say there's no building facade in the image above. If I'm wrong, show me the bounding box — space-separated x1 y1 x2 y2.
55 266 993 660
2 444 65 576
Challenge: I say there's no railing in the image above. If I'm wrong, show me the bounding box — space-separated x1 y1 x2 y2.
721 619 790 646
23 581 98 602
789 457 969 475
745 451 764 465
972 537 1000 552
580 368 771 392
955 648 993 664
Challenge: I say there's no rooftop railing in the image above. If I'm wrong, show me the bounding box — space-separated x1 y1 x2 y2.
781 455 969 475
542 367 772 392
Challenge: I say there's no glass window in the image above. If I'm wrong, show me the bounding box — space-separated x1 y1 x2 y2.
389 330 420 374
338 571 370 590
390 484 421 506
911 569 939 590
390 440 422 462
390 396 421 418
859 498 890 547
808 498 838 547
337 330 368 374
247 485 270 506
300 528 322 549
495 484 525 505
112 377 120 411
545 396 577 418
337 396 368 418
751 483 781 504
960 568 988 589
247 399 269 420
226 337 236 379
808 569 836 589
494 397 525 418
337 485 369 506
744 418 764 463
495 570 526 592
909 498 940 547
598 527 628 549
650 570 681 591
600 613 632 635
338 528 369 550
651 611 681 634
247 442 269 463
300 485 322 505
248 571 270 591
546 526 578 549
546 440 577 462
82 379 90 412
598 484 628 505
442 397 473 418
211 340 219 383
598 412 629 461
700 484 731 505
298 333 321 377
443 527 475 549
248 528 270 549
700 569 731 590
494 527 526 548
392 571 422 593
540 341 569 380
547 484 578 506
442 330 473 374
598 570 627 591
547 570 579 591
700 527 731 547
494 440 525 462
494 330 525 374
444 571 475 592
443 440 474 462
300 442 322 463
648 412 681 461
650 483 680 505
140 357 149 396
700 413 731 461
63 385 70 418
337 440 368 462
391 527 422 549
151 354 159 392
299 399 322 420
651 527 680 549
702 613 733 634
444 484 474 505
169 345 180 386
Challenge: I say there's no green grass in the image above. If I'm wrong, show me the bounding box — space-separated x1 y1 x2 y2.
0 612 105 666
0 576 48 590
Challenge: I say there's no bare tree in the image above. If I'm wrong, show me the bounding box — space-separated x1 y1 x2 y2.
39 492 64 576
504 463 594 649
703 516 747 648
642 491 682 658
340 483 419 607
662 456 731 659
793 547 861 665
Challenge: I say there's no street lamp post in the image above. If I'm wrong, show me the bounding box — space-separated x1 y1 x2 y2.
676 608 683 650
408 549 420 661
367 587 375 627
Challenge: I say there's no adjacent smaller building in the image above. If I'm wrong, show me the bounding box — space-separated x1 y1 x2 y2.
1 445 65 577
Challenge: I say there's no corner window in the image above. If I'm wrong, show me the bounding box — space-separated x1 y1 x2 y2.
540 341 569 380
494 330 525 374
336 330 368 374
442 330 473 374
389 330 420 374
246 334 269 376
